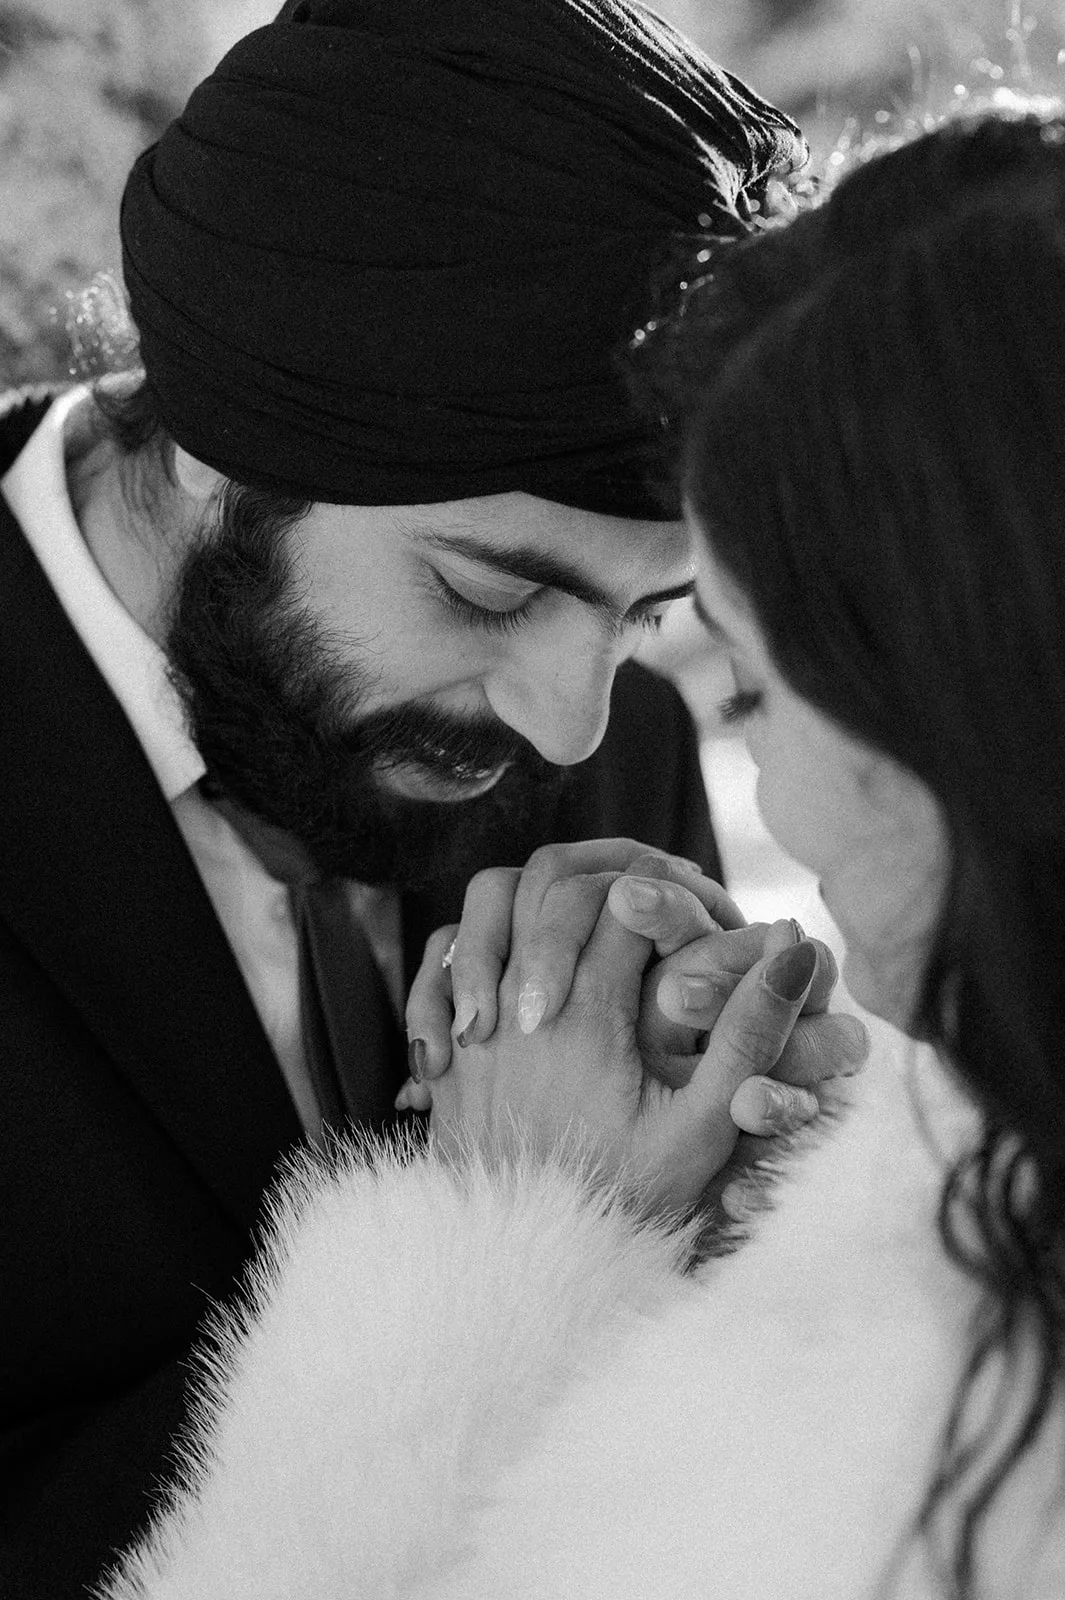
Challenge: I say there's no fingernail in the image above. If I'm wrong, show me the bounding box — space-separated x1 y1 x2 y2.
722 1178 761 1221
621 878 661 912
453 993 478 1047
408 1038 427 1083
789 918 805 943
763 941 817 1003
763 1082 819 1133
678 975 718 1011
836 1014 870 1067
518 981 548 1035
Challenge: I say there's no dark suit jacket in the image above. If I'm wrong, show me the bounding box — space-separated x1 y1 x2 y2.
0 392 719 1598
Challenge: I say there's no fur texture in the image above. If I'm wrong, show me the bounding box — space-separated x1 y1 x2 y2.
98 1049 1065 1600
96 1132 700 1599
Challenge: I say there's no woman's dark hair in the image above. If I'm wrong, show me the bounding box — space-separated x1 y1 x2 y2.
641 108 1065 1596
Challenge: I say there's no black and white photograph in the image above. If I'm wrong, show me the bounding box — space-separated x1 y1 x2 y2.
2 3 1064 1596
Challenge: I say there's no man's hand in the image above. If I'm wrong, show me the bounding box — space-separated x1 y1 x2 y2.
404 840 743 1079
401 845 868 1137
425 902 828 1214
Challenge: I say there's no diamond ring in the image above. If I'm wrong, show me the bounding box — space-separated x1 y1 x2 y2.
441 938 457 970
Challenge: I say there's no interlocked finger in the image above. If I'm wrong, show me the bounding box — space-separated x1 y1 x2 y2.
424 866 522 1059
404 922 460 1085
728 1075 821 1136
608 856 745 954
773 1010 870 1088
513 870 630 1035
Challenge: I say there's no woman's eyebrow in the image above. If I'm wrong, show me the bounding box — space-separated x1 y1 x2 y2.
416 528 694 621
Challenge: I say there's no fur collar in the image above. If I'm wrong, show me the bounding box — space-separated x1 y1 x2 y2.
101 1042 1065 1600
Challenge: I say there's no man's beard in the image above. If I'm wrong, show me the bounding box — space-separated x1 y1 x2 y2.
164 484 566 891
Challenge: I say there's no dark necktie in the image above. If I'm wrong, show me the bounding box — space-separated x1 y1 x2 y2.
199 778 403 1136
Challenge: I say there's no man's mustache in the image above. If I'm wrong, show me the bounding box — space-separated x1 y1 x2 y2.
342 702 534 779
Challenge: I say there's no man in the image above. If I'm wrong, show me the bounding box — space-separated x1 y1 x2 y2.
0 1 807 1593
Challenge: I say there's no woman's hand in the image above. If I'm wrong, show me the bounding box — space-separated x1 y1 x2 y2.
404 840 743 1083
402 845 869 1134
424 902 825 1213
607 873 869 1118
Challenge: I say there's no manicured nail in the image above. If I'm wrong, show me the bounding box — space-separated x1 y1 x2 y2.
407 1037 427 1083
678 975 718 1012
621 878 661 912
518 981 548 1035
762 941 817 1003
453 993 478 1047
789 918 805 943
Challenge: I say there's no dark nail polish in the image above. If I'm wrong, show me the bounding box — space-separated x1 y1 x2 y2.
408 1038 427 1082
453 995 477 1047
763 941 817 1003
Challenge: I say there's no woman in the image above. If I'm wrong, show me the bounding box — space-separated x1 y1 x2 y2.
100 108 1065 1600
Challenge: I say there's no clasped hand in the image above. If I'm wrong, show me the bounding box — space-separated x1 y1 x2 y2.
400 842 869 1212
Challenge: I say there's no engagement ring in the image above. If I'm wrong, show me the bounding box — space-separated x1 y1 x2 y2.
441 939 457 970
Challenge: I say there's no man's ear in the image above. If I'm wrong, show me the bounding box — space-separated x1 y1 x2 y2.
173 446 225 503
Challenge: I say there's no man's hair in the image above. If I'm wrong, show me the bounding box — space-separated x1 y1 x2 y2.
92 372 313 541
644 107 1065 1598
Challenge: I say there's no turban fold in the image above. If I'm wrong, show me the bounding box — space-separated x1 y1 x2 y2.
120 0 804 515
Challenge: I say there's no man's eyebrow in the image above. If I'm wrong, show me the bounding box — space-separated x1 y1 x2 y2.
416 529 694 619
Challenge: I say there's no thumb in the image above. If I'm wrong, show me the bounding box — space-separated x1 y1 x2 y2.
678 939 818 1128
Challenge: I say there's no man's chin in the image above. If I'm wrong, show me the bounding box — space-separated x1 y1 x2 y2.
376 761 511 804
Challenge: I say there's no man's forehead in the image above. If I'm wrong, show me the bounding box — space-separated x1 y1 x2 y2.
393 492 694 596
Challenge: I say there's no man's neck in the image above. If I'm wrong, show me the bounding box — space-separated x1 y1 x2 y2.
64 402 179 649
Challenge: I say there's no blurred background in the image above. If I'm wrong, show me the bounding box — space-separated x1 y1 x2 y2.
1 0 1062 987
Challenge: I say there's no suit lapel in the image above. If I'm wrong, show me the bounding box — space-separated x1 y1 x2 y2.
0 432 301 1235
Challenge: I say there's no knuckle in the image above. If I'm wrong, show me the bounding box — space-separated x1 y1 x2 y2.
820 1012 869 1071
627 849 673 879
710 926 764 973
411 926 459 990
787 1015 862 1080
804 1024 843 1078
432 921 460 953
569 967 622 1029
540 871 610 918
523 843 569 884
660 881 710 928
523 925 579 974
462 866 516 914
775 1025 831 1086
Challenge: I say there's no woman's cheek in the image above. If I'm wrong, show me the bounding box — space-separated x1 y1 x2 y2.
752 761 819 873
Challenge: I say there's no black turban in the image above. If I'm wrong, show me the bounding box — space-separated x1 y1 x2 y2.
120 0 804 516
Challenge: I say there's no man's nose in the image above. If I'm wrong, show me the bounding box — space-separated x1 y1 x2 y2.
485 630 620 767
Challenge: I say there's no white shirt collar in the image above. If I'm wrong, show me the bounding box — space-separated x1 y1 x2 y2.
1 386 204 803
